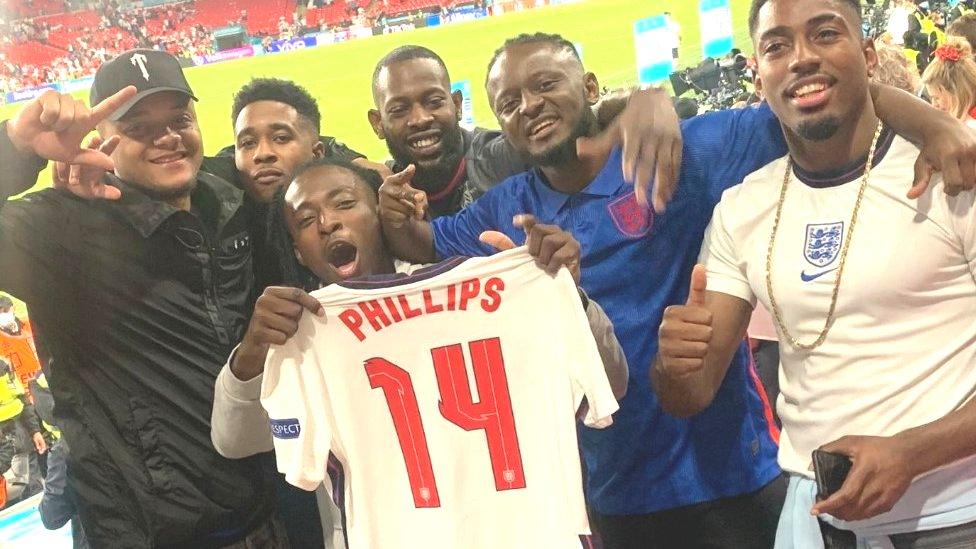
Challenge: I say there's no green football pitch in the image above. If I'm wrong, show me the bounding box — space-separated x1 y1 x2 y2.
1 0 755 171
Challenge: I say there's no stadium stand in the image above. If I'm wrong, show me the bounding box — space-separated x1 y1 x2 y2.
306 1 353 28
4 0 69 19
0 0 476 94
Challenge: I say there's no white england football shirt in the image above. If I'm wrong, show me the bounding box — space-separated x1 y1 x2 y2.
700 129 976 479
261 248 618 549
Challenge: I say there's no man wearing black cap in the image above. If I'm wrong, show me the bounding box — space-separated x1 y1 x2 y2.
0 49 281 547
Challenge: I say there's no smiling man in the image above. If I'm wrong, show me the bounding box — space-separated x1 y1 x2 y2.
200 78 384 298
657 0 976 546
0 50 279 547
368 45 691 223
368 46 529 218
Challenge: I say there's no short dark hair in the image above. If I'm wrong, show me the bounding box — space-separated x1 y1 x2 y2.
748 0 862 38
0 296 12 309
266 158 383 291
948 13 976 51
231 78 321 134
486 32 581 83
372 45 450 100
291 157 383 198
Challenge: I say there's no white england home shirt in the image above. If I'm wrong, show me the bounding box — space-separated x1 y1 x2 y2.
261 248 618 549
700 128 976 480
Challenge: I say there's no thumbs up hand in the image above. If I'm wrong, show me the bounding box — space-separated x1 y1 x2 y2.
657 264 713 378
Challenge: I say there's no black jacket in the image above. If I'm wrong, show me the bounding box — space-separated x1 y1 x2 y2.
0 123 274 547
201 137 366 294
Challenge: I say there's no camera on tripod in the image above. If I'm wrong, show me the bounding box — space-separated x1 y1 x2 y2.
669 49 751 111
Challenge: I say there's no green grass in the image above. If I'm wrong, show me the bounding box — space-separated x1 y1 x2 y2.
1 0 754 171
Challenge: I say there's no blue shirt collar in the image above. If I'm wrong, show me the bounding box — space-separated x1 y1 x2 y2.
533 147 624 219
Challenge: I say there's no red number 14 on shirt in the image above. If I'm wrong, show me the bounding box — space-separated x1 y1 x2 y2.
365 337 527 508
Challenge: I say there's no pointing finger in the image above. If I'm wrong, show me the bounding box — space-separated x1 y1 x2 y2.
89 85 138 126
385 164 416 187
513 214 538 234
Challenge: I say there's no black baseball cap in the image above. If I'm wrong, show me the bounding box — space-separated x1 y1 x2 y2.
89 49 198 121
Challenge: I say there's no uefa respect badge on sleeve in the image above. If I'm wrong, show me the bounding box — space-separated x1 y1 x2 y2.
634 15 675 86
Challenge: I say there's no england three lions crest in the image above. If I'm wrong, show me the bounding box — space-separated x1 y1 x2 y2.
608 192 653 238
804 222 844 268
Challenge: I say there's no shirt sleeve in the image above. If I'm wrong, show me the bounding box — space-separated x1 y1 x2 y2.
466 128 529 192
582 294 628 398
0 121 69 303
430 187 508 259
698 194 757 305
945 185 976 278
0 190 78 306
323 136 366 162
211 350 275 459
559 272 619 428
261 317 332 492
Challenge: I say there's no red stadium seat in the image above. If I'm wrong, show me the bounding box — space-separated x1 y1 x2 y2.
0 40 65 67
1 0 469 92
5 0 68 19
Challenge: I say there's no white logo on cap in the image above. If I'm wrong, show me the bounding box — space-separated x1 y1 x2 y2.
130 53 150 81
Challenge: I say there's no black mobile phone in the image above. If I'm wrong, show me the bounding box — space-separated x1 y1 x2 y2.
812 449 853 500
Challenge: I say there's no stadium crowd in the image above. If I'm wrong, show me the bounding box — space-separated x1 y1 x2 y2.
4 0 976 548
0 0 497 95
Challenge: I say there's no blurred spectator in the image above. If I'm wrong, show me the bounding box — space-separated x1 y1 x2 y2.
0 296 42 400
0 0 208 93
948 12 976 51
950 0 976 24
0 354 45 507
39 438 88 547
922 37 976 127
34 372 88 548
873 44 922 94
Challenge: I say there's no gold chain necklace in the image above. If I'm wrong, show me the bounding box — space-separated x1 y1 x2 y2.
765 121 883 350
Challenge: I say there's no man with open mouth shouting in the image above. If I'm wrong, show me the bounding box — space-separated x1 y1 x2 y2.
211 157 628 547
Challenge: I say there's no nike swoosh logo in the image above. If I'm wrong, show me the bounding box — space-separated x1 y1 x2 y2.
800 268 838 282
